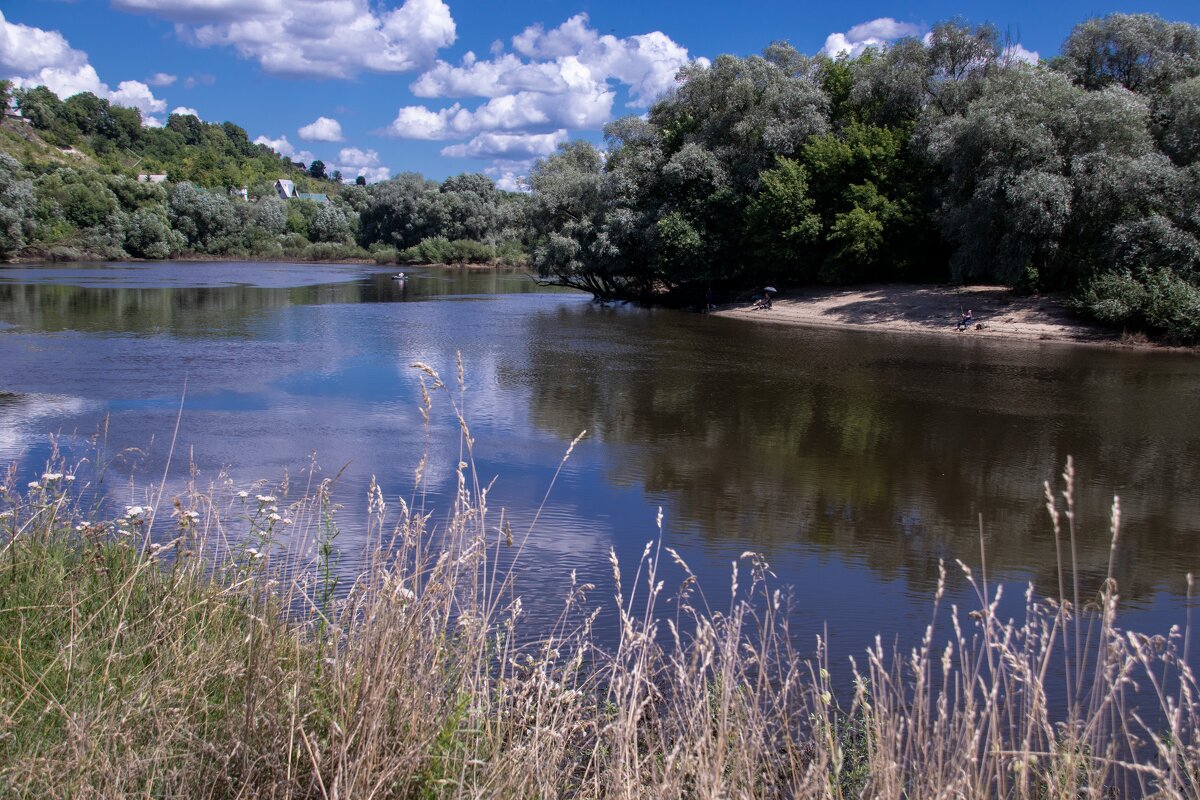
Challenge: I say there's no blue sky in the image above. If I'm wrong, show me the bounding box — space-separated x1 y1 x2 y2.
3 0 1198 188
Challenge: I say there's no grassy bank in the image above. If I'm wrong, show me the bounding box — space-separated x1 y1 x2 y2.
1 379 1197 797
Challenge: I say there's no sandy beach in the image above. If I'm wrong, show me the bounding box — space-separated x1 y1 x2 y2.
712 284 1130 346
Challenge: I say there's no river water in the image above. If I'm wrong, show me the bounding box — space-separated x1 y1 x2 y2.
1 261 1197 671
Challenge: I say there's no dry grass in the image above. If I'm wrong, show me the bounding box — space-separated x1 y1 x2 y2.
0 363 1196 798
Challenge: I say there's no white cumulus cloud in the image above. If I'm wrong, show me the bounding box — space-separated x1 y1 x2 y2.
328 148 389 183
298 116 343 142
411 13 701 110
1003 43 1040 65
388 14 705 183
171 105 200 117
112 0 456 79
822 17 923 58
484 160 532 192
0 10 167 119
254 133 315 164
386 7 704 193
388 83 614 140
440 129 567 159
147 71 177 86
335 147 380 167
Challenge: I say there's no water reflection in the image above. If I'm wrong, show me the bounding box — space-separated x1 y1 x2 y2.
0 262 558 336
510 303 1200 602
0 263 1196 654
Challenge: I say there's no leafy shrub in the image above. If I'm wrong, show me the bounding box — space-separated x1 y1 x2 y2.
125 208 182 259
495 239 528 266
0 151 36 258
1075 267 1200 342
400 236 497 264
308 203 352 243
168 183 244 253
372 247 400 265
303 241 370 261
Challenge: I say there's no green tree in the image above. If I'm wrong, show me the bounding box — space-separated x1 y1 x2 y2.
309 202 352 243
1155 76 1200 164
927 69 1156 288
167 183 244 253
745 157 822 279
528 141 617 296
124 208 181 259
358 172 441 249
309 160 327 180
1055 13 1200 95
0 152 36 258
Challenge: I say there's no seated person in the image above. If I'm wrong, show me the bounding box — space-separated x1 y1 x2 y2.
752 291 773 310
957 309 974 330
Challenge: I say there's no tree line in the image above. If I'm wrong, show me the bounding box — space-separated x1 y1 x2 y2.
528 13 1200 341
2 12 1200 341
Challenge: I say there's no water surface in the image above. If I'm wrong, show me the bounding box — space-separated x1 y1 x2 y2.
1 261 1197 675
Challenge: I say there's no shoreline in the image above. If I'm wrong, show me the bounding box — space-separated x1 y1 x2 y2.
712 283 1177 350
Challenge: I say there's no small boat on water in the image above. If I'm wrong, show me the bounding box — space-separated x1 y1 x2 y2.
392 272 406 280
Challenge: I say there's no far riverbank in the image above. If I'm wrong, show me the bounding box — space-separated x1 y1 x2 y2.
712 284 1171 349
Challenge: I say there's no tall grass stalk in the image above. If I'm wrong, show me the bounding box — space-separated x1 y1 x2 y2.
0 378 1196 798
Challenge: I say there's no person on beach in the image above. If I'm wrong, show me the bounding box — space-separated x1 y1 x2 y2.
706 286 715 311
752 291 772 310
957 309 974 330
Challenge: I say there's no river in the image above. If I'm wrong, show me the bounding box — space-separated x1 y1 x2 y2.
1 261 1197 676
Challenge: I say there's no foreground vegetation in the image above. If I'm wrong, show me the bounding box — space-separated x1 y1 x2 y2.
1 365 1196 798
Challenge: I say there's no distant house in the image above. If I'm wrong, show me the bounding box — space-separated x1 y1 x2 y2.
3 109 30 124
138 173 169 184
297 192 330 205
275 179 298 199
230 186 249 201
290 161 307 172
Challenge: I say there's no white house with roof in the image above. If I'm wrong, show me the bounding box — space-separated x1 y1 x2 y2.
137 174 169 183
275 179 298 199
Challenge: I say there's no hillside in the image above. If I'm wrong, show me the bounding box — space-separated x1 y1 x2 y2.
0 83 530 267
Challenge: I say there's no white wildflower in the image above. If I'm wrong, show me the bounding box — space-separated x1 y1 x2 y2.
237 491 248 499
125 506 146 518
28 481 40 489
255 494 276 503
267 512 282 522
64 475 76 482
42 472 63 482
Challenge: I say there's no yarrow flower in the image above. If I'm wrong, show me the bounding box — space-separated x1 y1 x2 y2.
255 494 276 504
237 491 248 499
125 506 146 518
42 472 63 482
28 481 40 489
